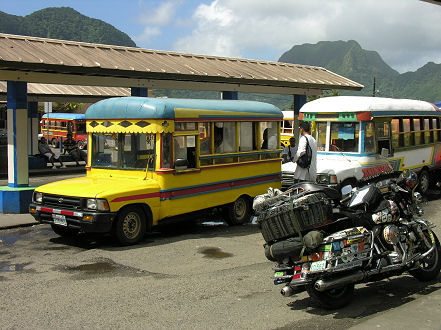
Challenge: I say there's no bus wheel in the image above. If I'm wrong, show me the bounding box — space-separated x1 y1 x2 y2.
224 195 251 226
114 206 146 246
418 169 430 195
51 138 58 148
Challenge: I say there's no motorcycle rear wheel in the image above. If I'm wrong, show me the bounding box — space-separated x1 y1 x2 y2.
409 231 441 282
306 283 354 309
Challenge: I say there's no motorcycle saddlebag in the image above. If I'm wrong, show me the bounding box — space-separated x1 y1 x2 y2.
257 192 332 244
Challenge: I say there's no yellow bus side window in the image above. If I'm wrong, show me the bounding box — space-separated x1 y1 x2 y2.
239 122 253 152
174 135 197 169
214 122 236 154
161 133 172 168
424 118 432 143
199 123 212 155
391 119 400 148
260 122 278 150
413 118 421 145
402 119 411 147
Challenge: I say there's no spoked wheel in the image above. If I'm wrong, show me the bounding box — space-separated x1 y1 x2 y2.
224 195 251 225
51 224 79 237
409 231 441 281
418 169 430 195
77 140 85 150
114 206 146 246
307 283 354 309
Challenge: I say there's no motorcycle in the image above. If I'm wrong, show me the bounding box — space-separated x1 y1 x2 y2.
254 170 441 309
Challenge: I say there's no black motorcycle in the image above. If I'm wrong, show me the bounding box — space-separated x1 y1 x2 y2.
254 170 441 309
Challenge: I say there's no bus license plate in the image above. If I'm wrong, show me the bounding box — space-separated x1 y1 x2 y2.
53 214 67 226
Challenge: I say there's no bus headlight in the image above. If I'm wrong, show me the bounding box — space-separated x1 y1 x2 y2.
316 174 337 184
34 191 43 203
86 198 109 211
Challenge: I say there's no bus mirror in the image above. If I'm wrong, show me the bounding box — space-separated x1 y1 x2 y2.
381 148 389 158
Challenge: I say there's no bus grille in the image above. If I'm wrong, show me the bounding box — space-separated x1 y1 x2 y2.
42 194 83 210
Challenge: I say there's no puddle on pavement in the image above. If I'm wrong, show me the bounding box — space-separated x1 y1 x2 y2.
56 258 176 280
198 247 233 258
64 261 116 273
0 228 34 246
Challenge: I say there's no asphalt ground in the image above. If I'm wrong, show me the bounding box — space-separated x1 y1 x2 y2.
1 172 441 328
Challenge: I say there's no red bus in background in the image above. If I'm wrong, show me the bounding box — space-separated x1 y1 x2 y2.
40 113 87 149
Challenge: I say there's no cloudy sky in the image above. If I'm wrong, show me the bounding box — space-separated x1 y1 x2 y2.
3 0 441 73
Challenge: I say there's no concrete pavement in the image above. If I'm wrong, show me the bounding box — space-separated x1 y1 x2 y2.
1 176 440 329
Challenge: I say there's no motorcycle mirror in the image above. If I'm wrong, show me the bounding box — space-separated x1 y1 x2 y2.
341 185 352 196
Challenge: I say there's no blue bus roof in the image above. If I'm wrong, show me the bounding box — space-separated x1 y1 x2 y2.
85 97 282 120
42 113 85 120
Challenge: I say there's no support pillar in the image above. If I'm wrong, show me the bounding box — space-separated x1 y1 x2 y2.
28 101 39 156
293 94 306 139
131 87 148 97
0 81 34 213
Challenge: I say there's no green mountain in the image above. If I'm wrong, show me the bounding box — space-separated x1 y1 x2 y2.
0 7 136 47
278 40 441 103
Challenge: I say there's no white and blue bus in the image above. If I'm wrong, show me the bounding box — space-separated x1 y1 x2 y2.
282 96 441 193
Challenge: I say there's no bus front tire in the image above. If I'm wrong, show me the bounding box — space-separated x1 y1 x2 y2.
114 206 146 246
224 195 251 226
418 169 430 195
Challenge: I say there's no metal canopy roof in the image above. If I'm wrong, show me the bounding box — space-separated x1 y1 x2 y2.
0 33 363 96
0 81 130 102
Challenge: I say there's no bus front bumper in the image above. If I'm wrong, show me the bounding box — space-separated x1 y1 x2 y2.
29 203 116 233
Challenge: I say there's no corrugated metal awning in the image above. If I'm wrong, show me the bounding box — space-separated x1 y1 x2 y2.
0 81 130 102
0 33 363 96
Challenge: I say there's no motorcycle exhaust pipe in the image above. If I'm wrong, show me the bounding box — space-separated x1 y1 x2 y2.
314 271 365 292
281 285 294 297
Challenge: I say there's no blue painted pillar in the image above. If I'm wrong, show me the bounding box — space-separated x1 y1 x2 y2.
7 81 29 187
1 81 34 213
131 87 148 97
28 102 39 156
293 94 306 139
221 91 238 100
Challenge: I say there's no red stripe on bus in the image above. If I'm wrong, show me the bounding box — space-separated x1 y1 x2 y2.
161 174 281 199
356 112 371 121
111 192 161 203
41 207 53 213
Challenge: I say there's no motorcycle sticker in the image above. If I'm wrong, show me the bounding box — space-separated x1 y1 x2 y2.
310 260 327 272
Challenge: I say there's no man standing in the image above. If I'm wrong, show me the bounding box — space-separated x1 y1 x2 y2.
282 137 297 163
292 121 317 182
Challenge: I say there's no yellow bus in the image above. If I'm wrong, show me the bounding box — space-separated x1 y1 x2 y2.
281 111 295 147
30 97 282 245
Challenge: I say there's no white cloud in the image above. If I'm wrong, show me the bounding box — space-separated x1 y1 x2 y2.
134 1 180 43
172 0 441 72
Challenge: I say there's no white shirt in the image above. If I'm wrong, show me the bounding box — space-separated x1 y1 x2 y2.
292 134 317 181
